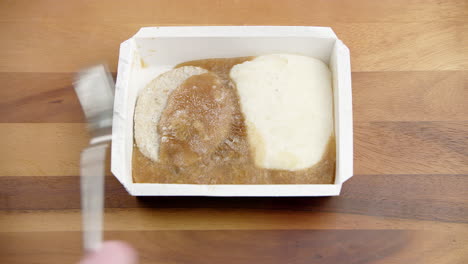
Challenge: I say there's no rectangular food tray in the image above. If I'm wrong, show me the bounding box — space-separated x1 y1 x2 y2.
112 26 353 196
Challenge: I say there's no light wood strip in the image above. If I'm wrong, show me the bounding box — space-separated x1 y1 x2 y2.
340 22 468 72
0 21 466 72
1 122 466 176
0 123 91 176
352 71 468 122
1 0 466 23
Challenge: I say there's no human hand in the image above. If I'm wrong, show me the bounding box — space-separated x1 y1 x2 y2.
79 241 138 264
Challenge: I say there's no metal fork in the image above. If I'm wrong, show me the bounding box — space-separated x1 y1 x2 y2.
74 65 114 253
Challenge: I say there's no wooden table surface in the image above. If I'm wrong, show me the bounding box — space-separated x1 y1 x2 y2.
0 0 467 263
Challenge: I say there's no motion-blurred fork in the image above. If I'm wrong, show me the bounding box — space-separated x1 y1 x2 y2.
74 65 114 253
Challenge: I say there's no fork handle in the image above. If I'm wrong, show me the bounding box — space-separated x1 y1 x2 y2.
80 143 108 252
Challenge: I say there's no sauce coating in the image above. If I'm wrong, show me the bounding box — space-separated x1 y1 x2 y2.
132 57 335 184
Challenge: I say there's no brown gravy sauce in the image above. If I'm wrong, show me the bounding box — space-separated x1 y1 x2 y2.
132 57 335 184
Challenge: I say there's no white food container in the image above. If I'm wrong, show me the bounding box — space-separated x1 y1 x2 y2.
112 26 353 196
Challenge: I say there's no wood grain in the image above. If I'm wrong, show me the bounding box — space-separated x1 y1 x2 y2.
1 174 467 223
0 123 90 176
1 0 467 263
1 71 466 123
0 72 85 123
354 121 468 174
353 71 468 122
1 0 467 23
1 122 466 176
0 0 467 73
1 22 466 72
2 208 468 233
1 230 467 264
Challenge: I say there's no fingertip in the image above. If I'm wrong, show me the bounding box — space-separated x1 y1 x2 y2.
80 241 138 264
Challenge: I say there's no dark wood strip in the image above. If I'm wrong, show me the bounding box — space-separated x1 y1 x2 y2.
0 72 83 122
1 174 467 223
1 230 467 264
1 71 466 123
0 230 415 264
0 72 113 123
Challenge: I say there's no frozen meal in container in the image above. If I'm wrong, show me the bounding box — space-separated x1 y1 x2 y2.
112 26 353 196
